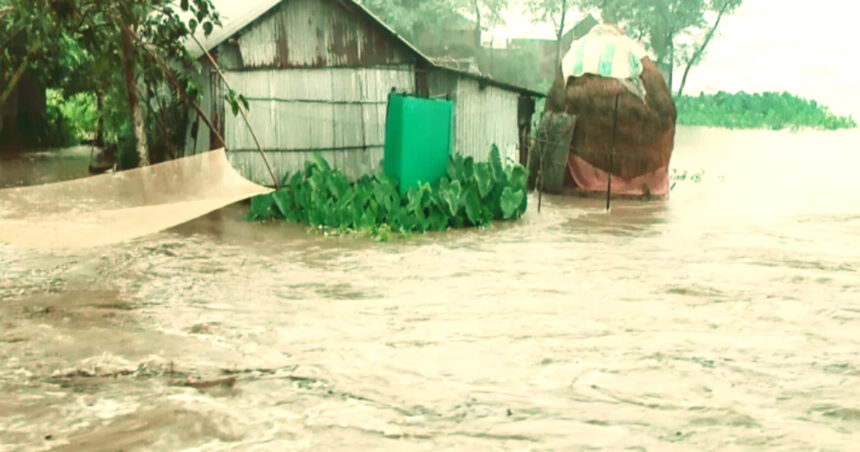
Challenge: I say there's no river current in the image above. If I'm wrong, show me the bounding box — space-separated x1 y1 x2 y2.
1 126 858 451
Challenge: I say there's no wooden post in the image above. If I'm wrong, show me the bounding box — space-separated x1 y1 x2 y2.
607 93 619 211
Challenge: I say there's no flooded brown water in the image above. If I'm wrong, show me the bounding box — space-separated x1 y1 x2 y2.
1 127 859 451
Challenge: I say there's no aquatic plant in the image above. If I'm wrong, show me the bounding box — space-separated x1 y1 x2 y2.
670 168 706 190
675 91 857 130
247 146 529 236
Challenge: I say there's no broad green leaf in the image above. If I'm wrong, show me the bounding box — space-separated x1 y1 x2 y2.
289 171 303 188
359 210 376 230
280 172 292 187
329 172 351 200
506 165 528 191
489 144 503 179
310 153 331 172
272 188 292 218
439 180 462 216
473 163 493 198
406 187 423 214
464 189 480 225
249 194 276 221
308 171 325 194
500 187 525 220
463 157 475 180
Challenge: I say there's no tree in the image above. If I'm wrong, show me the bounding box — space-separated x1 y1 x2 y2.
676 0 740 95
527 0 742 93
82 1 220 166
584 0 707 89
468 0 508 47
524 0 570 69
0 1 64 112
1 1 222 165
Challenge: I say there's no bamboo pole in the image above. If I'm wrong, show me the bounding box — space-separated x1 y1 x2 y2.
191 35 279 189
606 93 619 211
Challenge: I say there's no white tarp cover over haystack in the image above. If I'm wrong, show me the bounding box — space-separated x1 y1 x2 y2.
561 24 649 99
0 149 272 250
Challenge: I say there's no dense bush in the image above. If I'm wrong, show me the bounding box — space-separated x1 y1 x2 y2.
247 146 529 237
44 89 98 146
675 91 857 130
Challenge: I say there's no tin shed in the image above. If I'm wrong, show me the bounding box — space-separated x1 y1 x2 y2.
185 0 543 184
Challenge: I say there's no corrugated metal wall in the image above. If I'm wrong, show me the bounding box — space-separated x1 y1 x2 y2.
427 71 521 164
222 66 414 183
236 0 414 69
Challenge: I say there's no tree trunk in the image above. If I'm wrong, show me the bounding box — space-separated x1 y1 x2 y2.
472 0 482 49
668 30 674 93
0 57 29 113
95 89 104 147
678 1 731 96
120 25 149 167
554 0 568 71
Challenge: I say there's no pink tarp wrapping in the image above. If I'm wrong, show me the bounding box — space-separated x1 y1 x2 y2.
568 154 669 197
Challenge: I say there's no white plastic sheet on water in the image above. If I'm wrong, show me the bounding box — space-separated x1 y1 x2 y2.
0 149 272 250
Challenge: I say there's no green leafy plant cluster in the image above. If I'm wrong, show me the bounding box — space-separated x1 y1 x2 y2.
247 146 529 237
45 88 98 146
675 91 857 130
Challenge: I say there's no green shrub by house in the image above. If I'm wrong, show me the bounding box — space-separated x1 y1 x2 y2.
247 146 529 236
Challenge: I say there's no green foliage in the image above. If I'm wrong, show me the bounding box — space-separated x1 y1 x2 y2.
44 88 97 145
2 1 221 155
44 89 73 147
574 0 741 65
675 91 858 130
224 88 249 117
247 146 529 237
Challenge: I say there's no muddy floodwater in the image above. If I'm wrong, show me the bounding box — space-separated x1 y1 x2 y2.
1 127 858 451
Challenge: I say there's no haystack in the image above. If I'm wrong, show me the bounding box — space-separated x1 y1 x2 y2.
545 24 676 196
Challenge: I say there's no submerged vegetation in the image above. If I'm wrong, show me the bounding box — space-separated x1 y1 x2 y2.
247 147 529 238
675 91 857 130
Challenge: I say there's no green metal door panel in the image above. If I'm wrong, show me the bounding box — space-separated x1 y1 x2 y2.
384 94 453 193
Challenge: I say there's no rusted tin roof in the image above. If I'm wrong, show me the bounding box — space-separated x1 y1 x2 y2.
189 0 545 98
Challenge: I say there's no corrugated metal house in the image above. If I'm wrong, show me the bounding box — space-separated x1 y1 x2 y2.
185 0 543 184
